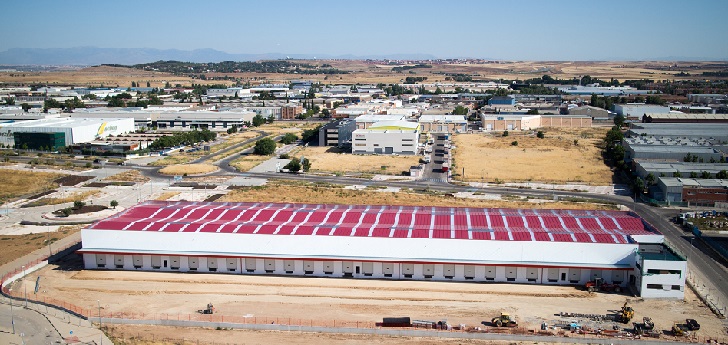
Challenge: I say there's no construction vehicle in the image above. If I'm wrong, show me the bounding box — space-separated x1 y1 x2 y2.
633 317 659 338
198 303 215 314
585 278 621 293
488 313 518 327
616 301 634 323
672 322 691 336
685 318 700 331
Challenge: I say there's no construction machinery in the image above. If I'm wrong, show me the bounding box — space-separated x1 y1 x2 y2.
198 303 215 314
616 301 634 323
672 322 691 336
633 317 659 338
488 313 518 327
584 278 621 293
686 318 700 331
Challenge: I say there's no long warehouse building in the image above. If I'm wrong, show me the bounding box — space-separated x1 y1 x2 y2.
80 201 686 298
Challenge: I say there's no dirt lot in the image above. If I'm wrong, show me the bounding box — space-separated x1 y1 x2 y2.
289 146 421 176
452 128 613 185
218 180 616 210
17 262 726 342
0 65 196 88
158 164 218 176
0 226 79 266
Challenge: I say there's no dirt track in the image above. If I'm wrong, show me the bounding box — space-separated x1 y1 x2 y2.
14 257 725 343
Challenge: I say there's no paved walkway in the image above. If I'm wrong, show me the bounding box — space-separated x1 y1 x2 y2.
0 233 112 345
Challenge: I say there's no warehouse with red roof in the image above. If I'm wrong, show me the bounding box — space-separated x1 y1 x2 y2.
79 201 686 298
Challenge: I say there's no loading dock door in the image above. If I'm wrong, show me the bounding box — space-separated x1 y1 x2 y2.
505 267 517 281
613 271 625 283
304 261 314 274
323 262 334 274
207 258 218 270
264 259 276 272
362 262 373 276
464 265 475 279
385 147 393 154
402 264 414 276
423 264 435 277
226 258 238 271
382 263 394 276
188 257 198 269
484 267 496 280
114 255 125 267
170 256 180 269
342 261 354 274
284 260 295 273
132 255 143 268
95 254 106 266
569 268 581 282
443 264 455 278
245 258 256 271
591 270 603 280
547 268 559 282
526 267 538 281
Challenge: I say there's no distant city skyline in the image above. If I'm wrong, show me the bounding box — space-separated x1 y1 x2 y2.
2 0 728 61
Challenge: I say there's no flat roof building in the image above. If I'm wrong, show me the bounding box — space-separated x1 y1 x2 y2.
79 201 685 298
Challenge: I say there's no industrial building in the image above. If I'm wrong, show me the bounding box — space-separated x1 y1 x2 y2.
318 119 356 147
657 178 728 206
628 123 728 142
487 96 516 107
352 120 419 155
641 113 728 124
0 117 134 149
79 201 685 298
613 104 671 118
633 161 728 180
622 136 724 163
418 115 468 133
480 114 592 131
568 105 611 119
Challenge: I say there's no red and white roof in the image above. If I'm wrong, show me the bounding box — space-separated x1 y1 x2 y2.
89 201 655 244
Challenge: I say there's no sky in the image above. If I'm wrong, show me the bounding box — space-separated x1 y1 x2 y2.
2 0 728 60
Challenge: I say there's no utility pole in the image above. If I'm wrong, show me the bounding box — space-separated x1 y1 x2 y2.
98 300 102 345
22 265 27 307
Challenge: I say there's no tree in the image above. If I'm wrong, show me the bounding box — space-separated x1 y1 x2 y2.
21 103 31 112
452 105 468 115
633 177 645 194
536 131 545 139
716 170 728 179
73 200 86 209
645 173 656 186
252 114 266 127
613 114 625 128
110 200 119 209
284 157 301 172
59 208 72 217
253 138 276 155
280 133 299 145
690 171 698 178
590 94 598 107
301 157 311 172
321 108 331 118
147 81 151 87
502 130 509 137
700 171 712 179
511 141 518 146
673 171 682 178
526 108 539 115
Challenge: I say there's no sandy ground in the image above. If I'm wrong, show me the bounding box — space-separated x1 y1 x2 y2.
14 260 725 342
453 128 612 185
290 146 421 176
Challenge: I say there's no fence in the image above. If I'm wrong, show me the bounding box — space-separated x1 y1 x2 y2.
3 248 728 345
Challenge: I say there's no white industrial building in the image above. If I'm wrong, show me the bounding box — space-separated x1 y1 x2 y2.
0 117 134 147
352 120 419 155
80 201 685 298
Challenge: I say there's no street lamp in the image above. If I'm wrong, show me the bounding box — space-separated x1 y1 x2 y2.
9 291 14 334
98 300 103 345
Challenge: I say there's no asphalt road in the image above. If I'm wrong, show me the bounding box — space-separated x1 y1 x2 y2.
0 300 64 345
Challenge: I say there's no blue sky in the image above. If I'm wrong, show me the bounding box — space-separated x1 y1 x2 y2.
2 0 727 60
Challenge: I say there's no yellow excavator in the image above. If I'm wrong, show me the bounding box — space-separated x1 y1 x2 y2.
617 301 634 323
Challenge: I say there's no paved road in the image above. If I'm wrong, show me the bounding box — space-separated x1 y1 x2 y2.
0 299 64 345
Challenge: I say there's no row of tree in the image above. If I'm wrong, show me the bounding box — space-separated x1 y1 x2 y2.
148 129 217 150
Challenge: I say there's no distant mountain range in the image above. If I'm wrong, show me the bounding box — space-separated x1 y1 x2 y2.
0 47 439 65
0 47 724 65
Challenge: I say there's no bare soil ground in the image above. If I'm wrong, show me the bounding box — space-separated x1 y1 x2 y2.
453 128 612 185
158 164 218 176
18 262 725 343
289 146 421 176
218 181 616 210
229 154 271 172
103 170 149 183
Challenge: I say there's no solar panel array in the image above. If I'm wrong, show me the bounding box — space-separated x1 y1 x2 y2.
89 201 653 244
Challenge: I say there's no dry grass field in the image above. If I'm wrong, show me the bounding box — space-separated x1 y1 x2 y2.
288 146 420 176
452 128 612 185
0 226 79 266
219 180 616 210
0 65 197 88
103 170 149 183
0 168 64 203
158 164 218 176
229 154 271 172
